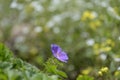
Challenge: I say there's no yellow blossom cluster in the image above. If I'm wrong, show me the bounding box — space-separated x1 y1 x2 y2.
93 39 115 55
89 20 101 30
81 11 102 30
98 67 109 76
81 11 96 21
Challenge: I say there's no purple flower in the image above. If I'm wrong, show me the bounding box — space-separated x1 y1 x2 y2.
51 44 68 63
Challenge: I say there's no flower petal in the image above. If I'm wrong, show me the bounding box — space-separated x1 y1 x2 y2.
51 44 68 63
57 51 68 63
51 44 62 57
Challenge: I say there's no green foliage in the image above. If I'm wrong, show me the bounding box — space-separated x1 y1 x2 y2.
0 43 13 61
44 58 67 78
76 75 94 80
0 43 60 80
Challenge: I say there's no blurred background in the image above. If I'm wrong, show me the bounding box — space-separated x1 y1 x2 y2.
0 0 120 80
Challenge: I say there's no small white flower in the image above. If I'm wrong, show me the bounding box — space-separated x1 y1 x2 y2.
86 39 94 46
34 26 42 33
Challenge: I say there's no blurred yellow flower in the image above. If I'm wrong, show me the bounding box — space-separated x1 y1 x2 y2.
81 11 96 21
101 67 108 73
93 39 114 55
98 67 109 76
106 39 115 47
103 47 111 52
89 20 101 30
114 71 120 76
98 71 103 76
81 67 92 75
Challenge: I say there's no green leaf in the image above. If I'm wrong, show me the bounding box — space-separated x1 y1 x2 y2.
56 70 67 78
0 43 13 61
0 43 59 80
76 75 94 80
45 60 67 78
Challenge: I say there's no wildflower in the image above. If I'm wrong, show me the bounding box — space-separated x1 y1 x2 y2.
98 71 103 76
51 44 68 63
101 67 108 73
106 39 115 47
98 67 109 76
102 47 111 52
89 20 101 30
81 11 97 21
